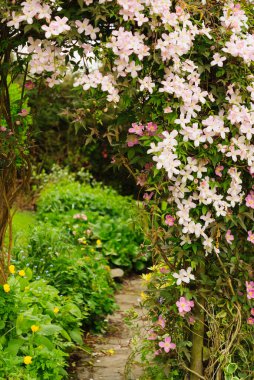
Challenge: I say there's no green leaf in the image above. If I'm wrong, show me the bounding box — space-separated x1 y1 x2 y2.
216 69 225 78
216 311 227 319
60 328 71 341
25 267 33 281
203 346 210 361
127 149 135 160
135 261 145 271
0 321 5 330
225 363 238 374
161 201 167 211
16 314 32 335
5 339 24 356
192 244 198 254
78 0 83 7
24 24 34 34
238 215 247 231
70 328 83 345
62 303 82 319
33 335 54 350
39 324 62 336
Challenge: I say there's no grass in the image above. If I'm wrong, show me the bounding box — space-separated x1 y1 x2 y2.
6 210 36 247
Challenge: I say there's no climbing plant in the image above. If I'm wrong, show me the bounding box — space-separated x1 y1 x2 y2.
0 0 254 378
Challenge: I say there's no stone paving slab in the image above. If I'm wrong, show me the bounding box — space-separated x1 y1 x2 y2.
70 277 144 380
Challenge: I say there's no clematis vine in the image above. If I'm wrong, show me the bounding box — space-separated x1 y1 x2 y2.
1 0 254 377
173 267 195 286
158 336 176 353
176 297 195 316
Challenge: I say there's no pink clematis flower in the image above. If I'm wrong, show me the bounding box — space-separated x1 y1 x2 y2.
18 109 29 117
128 123 144 136
165 214 175 226
249 167 254 178
188 316 195 324
225 230 234 244
147 330 157 340
247 317 254 325
160 267 169 274
246 191 254 209
251 308 254 316
143 192 154 201
73 213 87 221
146 122 158 135
144 162 153 171
215 165 224 177
246 281 254 299
136 173 147 187
157 315 166 329
127 134 139 147
25 81 35 90
0 126 7 132
247 231 254 244
158 336 176 353
176 297 195 315
164 106 172 114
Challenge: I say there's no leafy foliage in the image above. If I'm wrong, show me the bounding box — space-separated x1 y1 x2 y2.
0 269 82 379
15 222 117 331
36 172 146 271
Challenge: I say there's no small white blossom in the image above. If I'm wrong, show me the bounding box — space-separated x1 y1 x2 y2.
173 267 195 285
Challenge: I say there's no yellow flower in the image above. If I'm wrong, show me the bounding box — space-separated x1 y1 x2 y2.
142 273 152 283
3 284 10 293
53 307 59 314
19 270 25 277
23 356 32 365
96 239 102 246
9 265 15 274
158 279 174 289
140 291 149 301
148 265 160 272
106 349 115 356
31 325 39 333
78 237 86 244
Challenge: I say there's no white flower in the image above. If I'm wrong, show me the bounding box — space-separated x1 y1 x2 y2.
139 76 155 93
202 235 213 253
211 53 226 67
180 235 192 246
173 267 195 285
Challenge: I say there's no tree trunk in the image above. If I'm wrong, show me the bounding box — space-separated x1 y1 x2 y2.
190 299 205 380
0 160 17 283
0 29 30 283
190 263 205 380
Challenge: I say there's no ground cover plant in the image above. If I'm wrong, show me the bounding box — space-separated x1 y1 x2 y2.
1 1 254 379
0 266 83 380
5 210 36 247
15 221 117 331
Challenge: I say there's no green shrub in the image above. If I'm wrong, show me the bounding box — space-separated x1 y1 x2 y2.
0 268 82 380
12 170 147 336
36 177 146 271
14 222 117 331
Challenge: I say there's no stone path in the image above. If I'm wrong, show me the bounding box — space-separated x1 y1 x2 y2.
70 277 144 380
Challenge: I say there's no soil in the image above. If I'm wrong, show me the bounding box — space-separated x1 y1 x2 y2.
69 276 145 380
